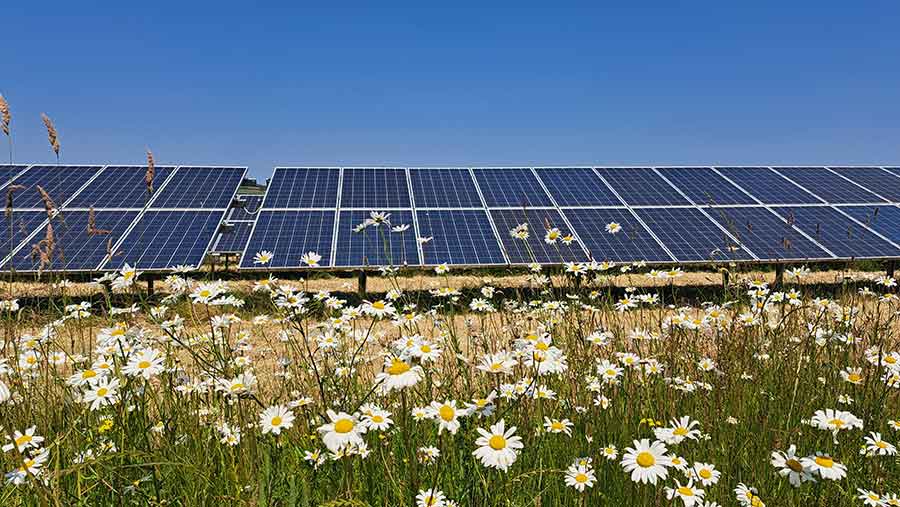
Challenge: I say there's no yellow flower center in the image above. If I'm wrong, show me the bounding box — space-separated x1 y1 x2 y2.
829 418 845 428
606 369 617 376
421 345 432 353
439 405 455 422
489 435 506 450
535 342 549 351
230 383 244 392
96 388 108 397
886 356 897 364
271 416 282 427
14 435 31 447
26 356 36 365
677 486 693 496
848 373 861 382
551 421 563 431
82 370 97 379
372 415 384 423
387 359 411 375
699 469 712 479
673 427 688 436
372 301 386 310
575 473 588 483
876 441 888 449
814 456 834 468
334 419 354 434
636 451 655 468
138 360 151 369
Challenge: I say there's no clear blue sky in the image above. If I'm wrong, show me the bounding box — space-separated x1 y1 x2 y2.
4 1 900 181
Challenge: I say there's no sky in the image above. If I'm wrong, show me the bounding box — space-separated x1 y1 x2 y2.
3 1 900 181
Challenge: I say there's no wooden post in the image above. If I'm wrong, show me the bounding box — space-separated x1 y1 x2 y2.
224 254 230 271
147 275 155 297
887 260 896 279
721 269 729 288
774 264 784 288
358 270 367 297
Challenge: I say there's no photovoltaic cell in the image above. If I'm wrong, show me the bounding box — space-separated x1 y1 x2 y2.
535 168 622 206
212 221 255 254
8 211 139 271
9 165 103 209
105 210 224 269
0 211 48 258
409 168 483 208
706 207 831 260
149 167 245 209
656 167 756 205
771 206 900 258
334 210 420 267
596 168 690 206
840 206 900 244
0 165 28 187
239 211 335 268
716 167 821 204
830 168 900 202
563 208 672 262
66 166 176 209
263 168 339 209
473 168 554 208
415 210 505 265
340 168 411 209
489 208 587 264
634 207 749 262
776 167 886 204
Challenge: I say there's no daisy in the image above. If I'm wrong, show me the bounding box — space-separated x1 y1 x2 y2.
361 408 393 432
857 489 885 507
621 439 671 485
2 427 44 453
473 419 524 472
665 479 705 507
543 417 573 436
601 445 618 460
318 410 366 452
564 463 596 492
253 251 273 265
428 400 464 435
544 228 561 244
734 483 765 507
477 352 517 375
415 488 446 507
111 264 140 290
259 405 295 435
301 251 321 267
84 378 120 411
122 349 165 379
691 462 720 486
654 416 701 445
374 356 424 393
801 453 847 481
810 408 863 436
606 222 622 234
863 432 896 456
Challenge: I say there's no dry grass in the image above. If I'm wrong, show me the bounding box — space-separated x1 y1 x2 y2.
40 112 59 159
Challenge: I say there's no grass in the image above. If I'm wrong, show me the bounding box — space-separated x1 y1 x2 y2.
0 263 897 506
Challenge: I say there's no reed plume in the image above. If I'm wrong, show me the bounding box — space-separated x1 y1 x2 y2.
5 185 24 218
0 94 10 164
35 185 57 218
40 113 60 161
145 149 156 195
87 207 110 236
30 221 56 273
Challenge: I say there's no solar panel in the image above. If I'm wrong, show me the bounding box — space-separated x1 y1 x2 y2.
9 165 103 209
596 168 691 206
66 166 176 209
239 210 335 268
0 211 48 260
634 207 749 262
409 168 483 208
489 208 587 264
6 211 139 271
656 167 756 205
839 205 900 243
334 210 420 267
211 221 255 255
706 207 831 260
0 165 28 187
415 210 506 265
340 168 411 209
563 208 672 262
227 195 264 220
771 206 900 258
716 167 821 204
473 168 554 208
775 167 886 204
104 210 224 270
149 167 245 209
535 168 622 206
830 168 900 202
263 168 339 209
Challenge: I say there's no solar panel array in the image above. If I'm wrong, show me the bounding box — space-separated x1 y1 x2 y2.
0 164 246 273
240 166 900 270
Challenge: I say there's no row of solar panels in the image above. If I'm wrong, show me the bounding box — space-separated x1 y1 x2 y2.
0 164 246 272
233 166 900 270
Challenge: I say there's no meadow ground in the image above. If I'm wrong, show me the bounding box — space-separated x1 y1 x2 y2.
0 263 898 506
